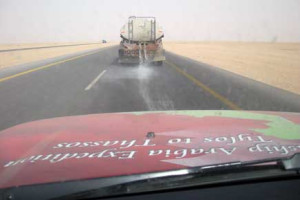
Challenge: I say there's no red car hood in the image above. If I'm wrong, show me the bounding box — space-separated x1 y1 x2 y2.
0 110 300 189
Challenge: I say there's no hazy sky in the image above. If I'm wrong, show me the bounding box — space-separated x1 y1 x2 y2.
0 0 299 43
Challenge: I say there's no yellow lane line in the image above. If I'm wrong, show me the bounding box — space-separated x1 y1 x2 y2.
0 49 102 83
166 60 242 110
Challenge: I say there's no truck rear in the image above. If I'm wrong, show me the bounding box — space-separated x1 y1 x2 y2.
118 16 165 65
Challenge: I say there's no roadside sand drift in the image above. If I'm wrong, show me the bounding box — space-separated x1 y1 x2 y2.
164 42 300 95
0 43 117 69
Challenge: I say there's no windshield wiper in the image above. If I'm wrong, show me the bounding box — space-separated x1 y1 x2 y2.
281 153 300 170
55 153 300 200
186 152 300 174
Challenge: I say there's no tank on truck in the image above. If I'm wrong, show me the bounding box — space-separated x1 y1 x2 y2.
118 16 165 65
127 16 157 43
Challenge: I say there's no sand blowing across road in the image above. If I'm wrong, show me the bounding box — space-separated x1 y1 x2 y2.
164 42 300 95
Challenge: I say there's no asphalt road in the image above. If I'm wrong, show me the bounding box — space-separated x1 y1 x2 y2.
0 46 300 131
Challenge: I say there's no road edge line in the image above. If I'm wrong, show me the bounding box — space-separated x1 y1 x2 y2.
0 49 104 83
166 60 242 110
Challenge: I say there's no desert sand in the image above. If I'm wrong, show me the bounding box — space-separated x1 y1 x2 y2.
0 43 117 70
164 42 300 95
0 42 88 50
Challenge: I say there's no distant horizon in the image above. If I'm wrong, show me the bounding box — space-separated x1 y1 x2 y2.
2 40 300 45
1 0 299 43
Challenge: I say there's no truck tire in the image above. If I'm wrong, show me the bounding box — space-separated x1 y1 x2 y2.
119 49 124 57
155 61 163 66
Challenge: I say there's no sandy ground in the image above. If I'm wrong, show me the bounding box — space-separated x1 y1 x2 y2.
164 42 300 95
0 43 117 69
0 42 90 50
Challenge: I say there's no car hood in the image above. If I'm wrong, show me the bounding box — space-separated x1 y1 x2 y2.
0 110 300 189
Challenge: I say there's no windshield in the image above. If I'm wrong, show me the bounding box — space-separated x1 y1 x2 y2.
0 0 300 197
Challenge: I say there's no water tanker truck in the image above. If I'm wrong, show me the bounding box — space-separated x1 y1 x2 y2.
118 16 165 65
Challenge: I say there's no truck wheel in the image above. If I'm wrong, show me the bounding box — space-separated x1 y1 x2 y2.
119 49 124 57
155 61 163 66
